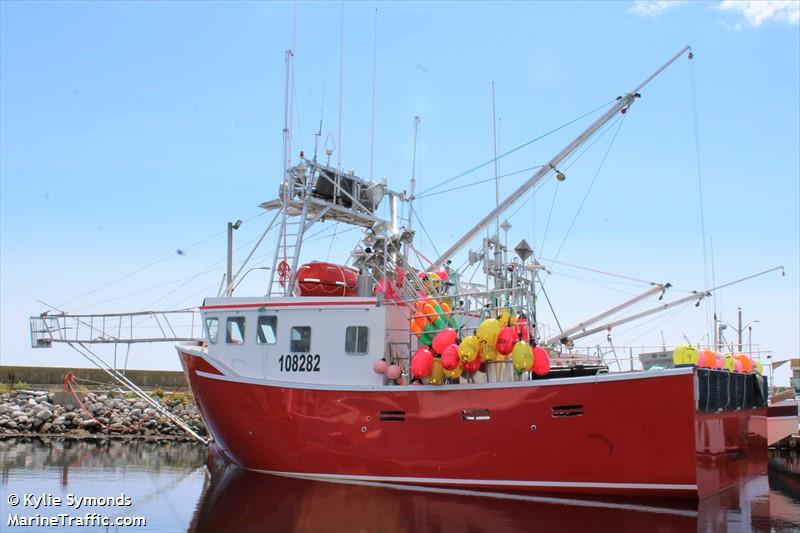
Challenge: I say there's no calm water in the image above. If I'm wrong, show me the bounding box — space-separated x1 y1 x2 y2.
0 438 797 532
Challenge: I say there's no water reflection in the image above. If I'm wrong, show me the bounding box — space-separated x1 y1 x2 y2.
190 451 800 533
0 439 797 532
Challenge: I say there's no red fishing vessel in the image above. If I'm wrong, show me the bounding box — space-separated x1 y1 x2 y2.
29 46 792 501
172 46 782 500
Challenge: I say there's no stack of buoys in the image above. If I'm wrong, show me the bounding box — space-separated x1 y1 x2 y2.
418 270 450 292
410 297 459 347
673 345 760 374
475 311 548 376
409 308 545 384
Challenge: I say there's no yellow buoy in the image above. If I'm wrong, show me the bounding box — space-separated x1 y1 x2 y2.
672 345 699 366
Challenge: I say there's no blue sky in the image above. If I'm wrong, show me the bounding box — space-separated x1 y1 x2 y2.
1 1 798 384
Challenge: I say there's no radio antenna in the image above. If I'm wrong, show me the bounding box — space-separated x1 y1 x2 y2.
369 8 378 181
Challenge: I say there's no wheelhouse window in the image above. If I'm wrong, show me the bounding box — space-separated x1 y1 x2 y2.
290 326 311 352
257 316 277 345
205 317 219 344
345 326 369 354
226 316 246 344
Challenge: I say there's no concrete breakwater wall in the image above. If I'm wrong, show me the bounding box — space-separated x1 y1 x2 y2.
0 389 206 440
1 365 188 390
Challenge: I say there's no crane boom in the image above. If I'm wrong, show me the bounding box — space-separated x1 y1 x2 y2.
547 283 668 345
430 45 692 269
565 290 707 344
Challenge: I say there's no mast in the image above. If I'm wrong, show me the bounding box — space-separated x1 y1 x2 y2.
404 116 420 263
430 46 692 270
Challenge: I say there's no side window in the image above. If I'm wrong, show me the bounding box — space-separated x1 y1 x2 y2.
345 326 369 354
257 316 277 345
205 317 219 344
226 316 246 344
290 326 311 352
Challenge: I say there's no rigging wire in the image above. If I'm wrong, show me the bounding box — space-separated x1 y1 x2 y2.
499 112 625 256
538 256 657 287
547 114 627 269
689 55 712 344
547 270 655 298
56 211 265 310
536 113 624 258
417 98 616 197
538 177 560 260
410 209 442 261
326 222 340 261
414 165 544 200
612 302 693 347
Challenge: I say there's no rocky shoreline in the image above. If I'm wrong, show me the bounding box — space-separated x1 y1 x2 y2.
0 389 207 441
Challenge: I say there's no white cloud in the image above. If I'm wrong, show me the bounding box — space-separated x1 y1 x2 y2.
628 0 688 17
716 0 800 29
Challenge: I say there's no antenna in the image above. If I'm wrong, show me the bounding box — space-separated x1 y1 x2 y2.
404 116 420 263
337 2 344 170
710 236 717 350
369 8 378 182
492 81 500 243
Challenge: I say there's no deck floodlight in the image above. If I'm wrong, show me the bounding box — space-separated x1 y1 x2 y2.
232 220 243 230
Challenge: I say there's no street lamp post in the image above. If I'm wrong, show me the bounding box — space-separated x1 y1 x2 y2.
226 220 243 296
746 320 760 357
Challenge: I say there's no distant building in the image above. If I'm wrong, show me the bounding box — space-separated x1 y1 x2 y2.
792 359 800 394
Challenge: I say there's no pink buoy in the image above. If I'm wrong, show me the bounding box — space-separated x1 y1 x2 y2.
441 344 459 370
436 270 449 281
533 346 551 376
411 348 434 378
432 328 458 355
713 352 725 369
372 359 389 375
386 364 402 380
733 359 743 373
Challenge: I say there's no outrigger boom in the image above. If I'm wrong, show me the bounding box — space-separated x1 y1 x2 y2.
431 46 692 270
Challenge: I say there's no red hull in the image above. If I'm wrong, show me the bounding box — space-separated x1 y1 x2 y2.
179 351 767 499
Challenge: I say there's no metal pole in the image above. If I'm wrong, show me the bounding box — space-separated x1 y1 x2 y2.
737 306 742 352
567 291 707 344
226 222 233 297
547 284 667 345
492 81 500 246
404 116 420 264
748 326 752 357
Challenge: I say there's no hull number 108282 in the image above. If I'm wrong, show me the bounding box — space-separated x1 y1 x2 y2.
278 354 321 372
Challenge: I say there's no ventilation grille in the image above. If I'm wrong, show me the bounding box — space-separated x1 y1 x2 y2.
461 409 490 421
552 404 584 417
379 410 405 422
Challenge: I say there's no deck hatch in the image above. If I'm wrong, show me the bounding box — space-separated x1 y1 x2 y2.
379 410 406 422
552 404 584 417
461 409 490 421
